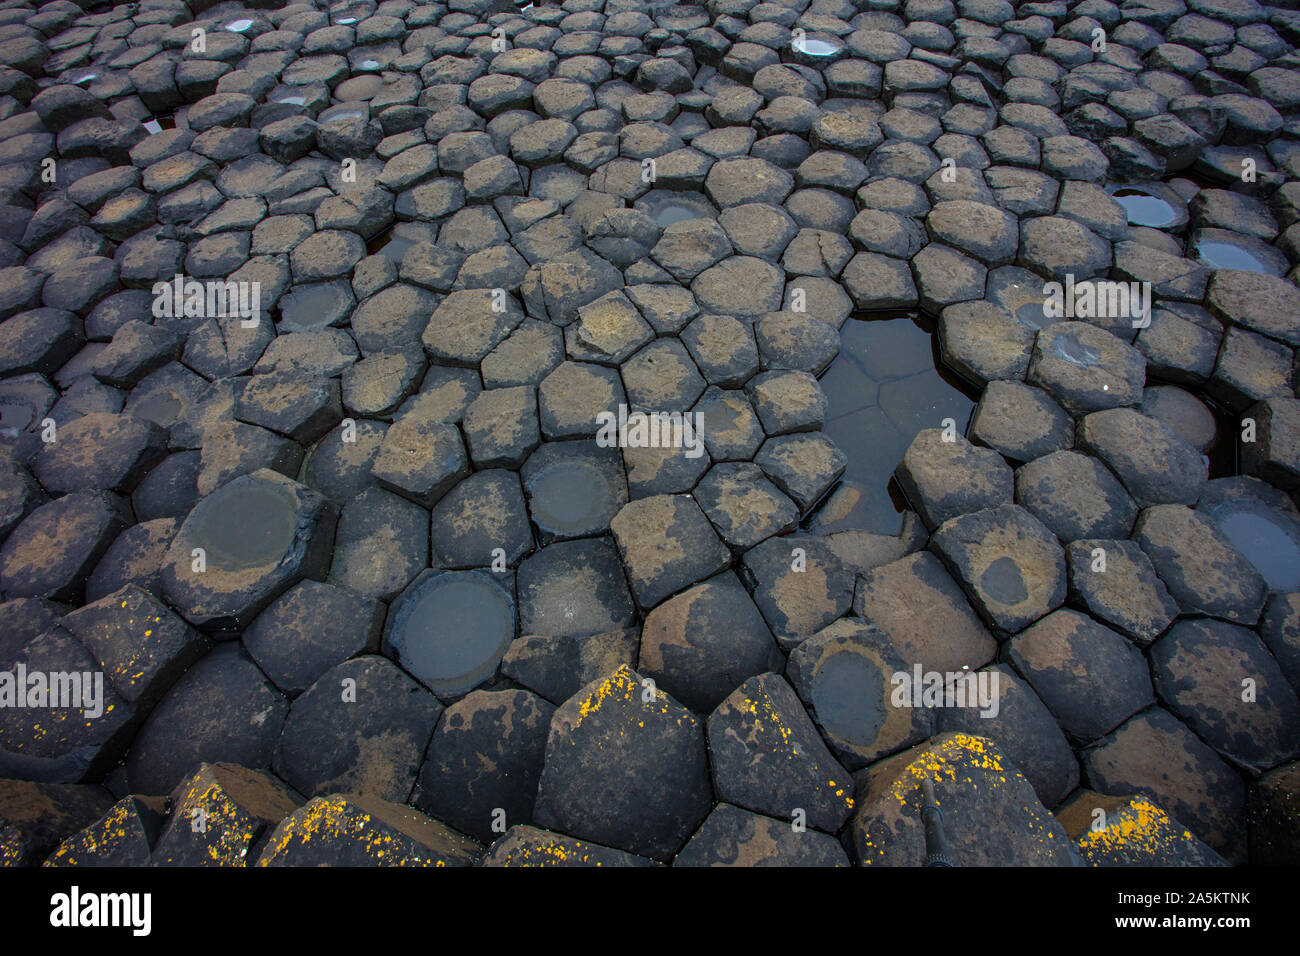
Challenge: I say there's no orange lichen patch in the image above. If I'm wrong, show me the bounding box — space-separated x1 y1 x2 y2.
1073 796 1203 865
258 794 479 867
888 733 1008 807
567 665 696 735
43 798 137 867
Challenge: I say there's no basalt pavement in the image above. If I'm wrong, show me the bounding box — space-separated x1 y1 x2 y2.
0 0 1298 869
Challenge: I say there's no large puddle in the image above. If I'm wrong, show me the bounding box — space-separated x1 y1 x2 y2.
187 480 299 571
1215 509 1300 591
1108 182 1186 230
634 189 717 228
526 459 617 539
816 312 977 536
387 571 516 699
811 650 885 746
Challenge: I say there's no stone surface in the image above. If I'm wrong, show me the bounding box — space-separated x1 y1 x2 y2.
851 733 1080 866
532 666 712 860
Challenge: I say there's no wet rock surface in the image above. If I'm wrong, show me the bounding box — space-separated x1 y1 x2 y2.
0 0 1296 868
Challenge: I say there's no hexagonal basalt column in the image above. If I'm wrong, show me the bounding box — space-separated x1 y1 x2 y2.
383 568 517 700
161 469 338 631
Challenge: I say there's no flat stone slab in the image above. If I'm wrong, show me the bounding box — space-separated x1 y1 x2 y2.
328 487 428 602
371 413 470 508
532 665 712 860
930 505 1067 634
243 580 384 696
500 629 639 707
1057 792 1227 867
1076 407 1208 507
274 655 441 804
639 571 782 714
970 380 1074 464
741 534 854 647
895 429 1013 531
939 303 1034 387
126 643 287 796
1134 504 1267 625
414 688 554 843
754 432 847 512
1008 608 1155 743
482 825 656 867
0 626 133 784
430 469 533 568
1026 322 1147 417
537 361 625 439
693 462 798 551
150 763 302 867
674 803 850 867
1206 268 1300 347
259 794 480 867
0 491 130 603
1082 708 1248 863
850 733 1080 866
610 494 731 611
515 537 637 638
160 469 337 631
60 584 209 708
1065 539 1179 645
854 550 998 672
32 411 167 496
1151 618 1300 774
1014 450 1138 542
707 672 856 833
786 619 933 771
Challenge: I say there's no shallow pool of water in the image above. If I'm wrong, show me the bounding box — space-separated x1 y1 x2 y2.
1111 185 1180 229
388 573 515 698
189 480 299 571
817 312 977 535
1211 506 1300 591
635 190 717 228
811 651 885 746
367 227 420 264
1195 238 1270 274
526 459 616 539
794 35 843 56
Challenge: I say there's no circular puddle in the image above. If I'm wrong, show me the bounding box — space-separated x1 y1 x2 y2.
794 34 843 56
526 459 617 539
387 572 516 698
1209 503 1300 592
1192 232 1285 276
634 189 717 228
187 480 299 571
1108 182 1186 229
811 650 885 747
